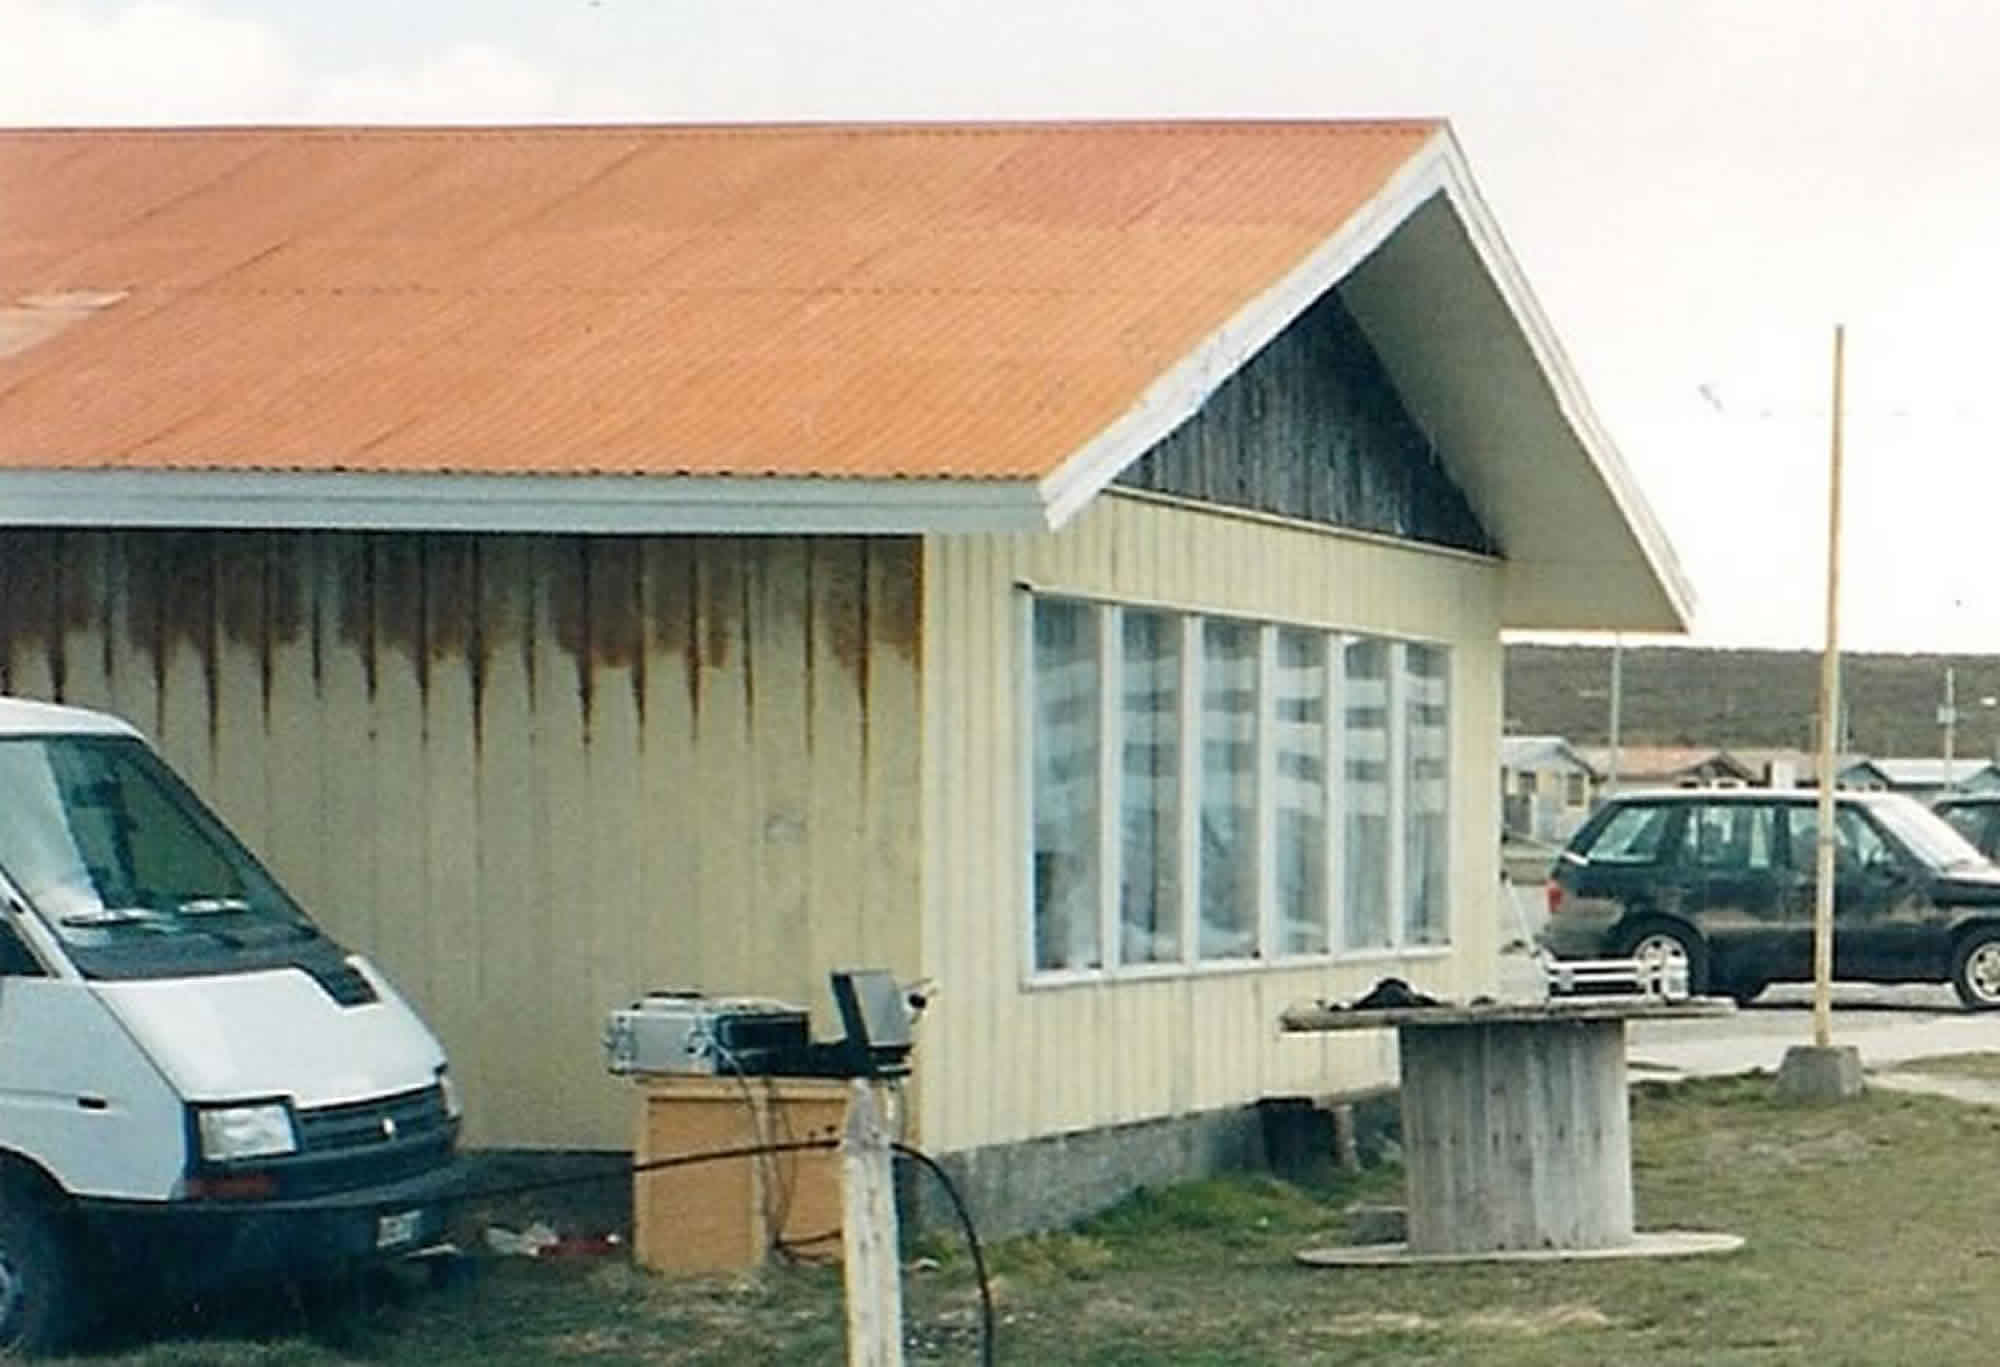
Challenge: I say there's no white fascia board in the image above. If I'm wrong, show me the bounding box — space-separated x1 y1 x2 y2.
1037 131 1462 531
1423 129 1696 631
0 469 1049 535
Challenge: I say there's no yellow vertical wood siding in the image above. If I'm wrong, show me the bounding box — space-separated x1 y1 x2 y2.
0 530 922 1149
920 493 1503 1153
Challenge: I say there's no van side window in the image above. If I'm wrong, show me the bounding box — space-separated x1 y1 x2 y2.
1585 804 1675 865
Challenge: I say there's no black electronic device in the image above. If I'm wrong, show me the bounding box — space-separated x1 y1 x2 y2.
830 968 915 1078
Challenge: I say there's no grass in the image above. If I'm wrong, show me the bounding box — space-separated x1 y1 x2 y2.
1887 1050 2000 1082
57 1076 2000 1364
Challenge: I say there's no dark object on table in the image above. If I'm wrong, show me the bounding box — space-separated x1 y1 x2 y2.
1349 978 1441 1010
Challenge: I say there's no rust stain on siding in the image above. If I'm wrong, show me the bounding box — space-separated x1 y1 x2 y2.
426 537 484 743
700 543 740 672
548 539 593 732
158 533 218 746
647 540 701 723
589 539 646 727
260 536 307 714
372 537 429 706
818 537 869 689
0 533 62 696
213 533 264 716
871 539 923 664
334 536 377 699
423 538 480 662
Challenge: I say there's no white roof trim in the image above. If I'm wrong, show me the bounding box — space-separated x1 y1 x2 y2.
1424 129 1694 626
0 469 1048 534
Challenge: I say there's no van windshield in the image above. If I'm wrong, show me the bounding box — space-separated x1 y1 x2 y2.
0 734 314 957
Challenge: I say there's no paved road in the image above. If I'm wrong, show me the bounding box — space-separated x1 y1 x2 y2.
1494 946 2000 1088
1626 982 2000 1088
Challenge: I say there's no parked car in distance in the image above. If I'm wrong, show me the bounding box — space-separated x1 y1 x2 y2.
1538 787 2000 1009
1934 792 2000 862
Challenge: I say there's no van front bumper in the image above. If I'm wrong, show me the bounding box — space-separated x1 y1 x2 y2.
79 1157 467 1292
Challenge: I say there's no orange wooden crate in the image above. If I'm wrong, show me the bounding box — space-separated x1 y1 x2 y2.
631 1075 852 1274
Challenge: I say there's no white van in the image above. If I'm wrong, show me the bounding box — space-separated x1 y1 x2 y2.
0 696 462 1352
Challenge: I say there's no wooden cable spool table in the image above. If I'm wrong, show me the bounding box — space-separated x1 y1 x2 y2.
1280 996 1744 1263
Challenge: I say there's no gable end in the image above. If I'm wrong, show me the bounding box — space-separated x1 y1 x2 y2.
1113 290 1495 554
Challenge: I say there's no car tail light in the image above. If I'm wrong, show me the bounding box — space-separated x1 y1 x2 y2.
1545 880 1565 917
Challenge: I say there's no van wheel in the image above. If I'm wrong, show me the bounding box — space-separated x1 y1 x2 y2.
0 1188 84 1356
1615 920 1708 996
1951 927 2000 1010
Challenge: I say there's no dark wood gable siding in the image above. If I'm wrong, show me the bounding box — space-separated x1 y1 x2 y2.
1114 291 1496 554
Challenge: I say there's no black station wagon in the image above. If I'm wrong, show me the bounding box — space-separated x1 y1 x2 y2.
1538 788 2000 1008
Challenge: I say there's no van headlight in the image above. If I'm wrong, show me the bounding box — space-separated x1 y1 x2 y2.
195 1102 298 1161
436 1066 463 1121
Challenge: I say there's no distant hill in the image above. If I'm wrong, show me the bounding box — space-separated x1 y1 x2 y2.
1504 645 2000 761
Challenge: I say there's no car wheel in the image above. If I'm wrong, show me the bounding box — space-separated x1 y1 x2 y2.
0 1186 84 1356
1951 926 2000 1010
1615 920 1709 996
1725 980 1767 1007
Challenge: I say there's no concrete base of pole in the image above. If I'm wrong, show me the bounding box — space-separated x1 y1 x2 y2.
1776 1044 1865 1102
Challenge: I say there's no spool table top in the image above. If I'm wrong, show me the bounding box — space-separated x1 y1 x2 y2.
1279 997 1738 1032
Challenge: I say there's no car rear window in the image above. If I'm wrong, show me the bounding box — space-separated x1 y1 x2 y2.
1581 803 1677 865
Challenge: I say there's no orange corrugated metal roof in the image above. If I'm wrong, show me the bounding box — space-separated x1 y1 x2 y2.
0 122 1439 480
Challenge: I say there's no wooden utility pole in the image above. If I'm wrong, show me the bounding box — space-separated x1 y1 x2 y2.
1812 326 1846 1049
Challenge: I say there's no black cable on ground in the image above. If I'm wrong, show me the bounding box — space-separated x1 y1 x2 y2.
892 1142 994 1367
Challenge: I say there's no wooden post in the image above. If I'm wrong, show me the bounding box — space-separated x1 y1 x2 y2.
1813 325 1845 1050
841 1080 904 1367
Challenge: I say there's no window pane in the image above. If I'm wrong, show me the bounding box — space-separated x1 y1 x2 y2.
1585 803 1676 865
1683 803 1774 871
1273 628 1328 955
1199 619 1260 960
1120 611 1181 965
1403 643 1449 946
1032 599 1101 971
1342 638 1391 950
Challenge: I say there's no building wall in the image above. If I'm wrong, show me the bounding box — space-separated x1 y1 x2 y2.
0 530 922 1149
919 491 1504 1155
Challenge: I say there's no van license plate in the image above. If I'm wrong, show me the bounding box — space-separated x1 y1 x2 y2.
376 1209 423 1249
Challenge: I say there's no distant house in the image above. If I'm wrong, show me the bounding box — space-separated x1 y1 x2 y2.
1500 735 1601 841
1578 745 1754 795
1732 748 1885 790
1870 758 2000 802
1833 757 1895 790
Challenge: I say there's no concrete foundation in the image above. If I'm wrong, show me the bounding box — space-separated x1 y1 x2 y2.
901 1106 1264 1242
1776 1044 1866 1102
900 1094 1402 1242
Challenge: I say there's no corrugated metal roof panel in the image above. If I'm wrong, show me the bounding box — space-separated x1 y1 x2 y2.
0 121 1439 479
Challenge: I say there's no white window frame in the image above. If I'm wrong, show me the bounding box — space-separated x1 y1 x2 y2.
1022 591 1452 985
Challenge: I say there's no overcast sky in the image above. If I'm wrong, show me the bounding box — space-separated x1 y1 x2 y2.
7 0 1998 656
